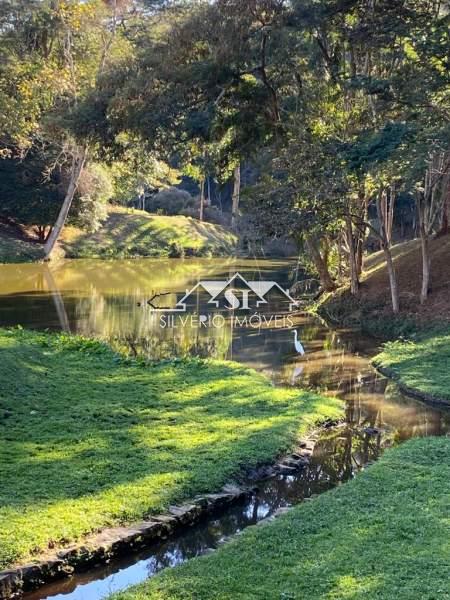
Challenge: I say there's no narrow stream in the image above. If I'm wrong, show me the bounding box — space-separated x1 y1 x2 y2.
0 258 449 600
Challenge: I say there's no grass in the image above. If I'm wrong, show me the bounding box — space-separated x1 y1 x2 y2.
0 223 43 264
110 436 450 600
62 207 238 259
374 328 450 403
0 328 342 569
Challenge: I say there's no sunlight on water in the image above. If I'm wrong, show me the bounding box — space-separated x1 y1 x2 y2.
1 258 449 600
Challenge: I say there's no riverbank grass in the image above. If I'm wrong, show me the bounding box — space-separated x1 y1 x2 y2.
110 436 450 600
62 207 238 258
0 328 342 569
374 329 450 403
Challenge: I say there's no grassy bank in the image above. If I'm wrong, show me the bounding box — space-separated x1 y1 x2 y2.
374 329 450 405
62 208 238 259
0 328 342 569
110 436 450 600
0 222 43 264
316 235 450 339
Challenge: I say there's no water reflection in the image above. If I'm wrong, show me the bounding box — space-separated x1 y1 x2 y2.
1 258 449 600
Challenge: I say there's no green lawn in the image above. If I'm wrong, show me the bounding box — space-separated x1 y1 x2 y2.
63 208 238 259
0 328 342 569
374 329 450 403
110 436 450 600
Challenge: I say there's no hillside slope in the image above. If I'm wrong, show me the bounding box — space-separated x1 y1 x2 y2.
62 208 238 259
318 234 450 336
0 222 43 264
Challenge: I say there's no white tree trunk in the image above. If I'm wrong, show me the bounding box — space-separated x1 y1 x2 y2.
231 164 241 229
345 214 359 296
376 194 400 314
199 178 205 221
44 146 87 260
420 231 430 305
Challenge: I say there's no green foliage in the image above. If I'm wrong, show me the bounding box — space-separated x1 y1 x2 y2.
0 152 63 227
110 436 450 600
0 327 343 568
146 187 195 216
70 163 113 232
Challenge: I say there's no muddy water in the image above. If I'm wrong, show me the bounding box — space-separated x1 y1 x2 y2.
0 258 449 600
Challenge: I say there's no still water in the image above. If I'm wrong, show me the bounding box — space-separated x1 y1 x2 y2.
0 258 449 600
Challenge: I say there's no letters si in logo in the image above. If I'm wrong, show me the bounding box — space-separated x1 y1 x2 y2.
148 272 300 313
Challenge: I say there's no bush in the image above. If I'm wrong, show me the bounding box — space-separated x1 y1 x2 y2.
70 163 112 232
146 187 195 216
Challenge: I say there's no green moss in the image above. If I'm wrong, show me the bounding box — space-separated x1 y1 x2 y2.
63 209 238 259
0 328 342 569
374 329 450 402
110 436 450 600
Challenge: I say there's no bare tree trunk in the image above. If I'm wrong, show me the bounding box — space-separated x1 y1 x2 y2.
44 146 87 260
305 236 336 292
383 245 400 314
345 214 359 296
416 153 450 303
199 178 205 221
420 228 430 304
376 194 399 313
231 164 241 229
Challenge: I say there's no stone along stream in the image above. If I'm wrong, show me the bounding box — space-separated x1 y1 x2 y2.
0 258 449 600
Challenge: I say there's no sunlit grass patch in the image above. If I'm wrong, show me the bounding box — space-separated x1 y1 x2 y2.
0 328 342 568
63 207 238 259
109 437 450 600
374 329 450 402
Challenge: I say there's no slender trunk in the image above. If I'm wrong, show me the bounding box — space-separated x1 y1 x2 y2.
437 176 450 236
305 236 336 292
376 194 399 313
383 245 399 313
231 164 241 229
420 228 430 304
345 214 359 296
44 146 87 260
356 194 369 277
199 178 205 221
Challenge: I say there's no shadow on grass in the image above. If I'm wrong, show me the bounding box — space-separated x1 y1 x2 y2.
112 437 450 600
0 329 341 568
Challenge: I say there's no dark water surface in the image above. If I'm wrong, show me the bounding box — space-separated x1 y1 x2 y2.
0 258 449 600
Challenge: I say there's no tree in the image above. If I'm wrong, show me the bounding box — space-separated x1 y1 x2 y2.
0 0 136 258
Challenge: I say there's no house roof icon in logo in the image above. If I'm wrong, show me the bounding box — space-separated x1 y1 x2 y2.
150 272 299 312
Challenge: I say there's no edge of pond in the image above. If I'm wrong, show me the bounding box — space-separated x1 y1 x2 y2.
0 422 337 600
372 362 450 408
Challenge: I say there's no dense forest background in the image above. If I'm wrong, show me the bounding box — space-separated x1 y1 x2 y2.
0 0 449 312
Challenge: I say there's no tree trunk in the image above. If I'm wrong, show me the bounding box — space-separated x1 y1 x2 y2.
383 244 399 314
44 146 87 260
376 194 399 313
345 214 359 296
420 227 430 304
231 164 241 229
305 236 336 292
199 178 205 221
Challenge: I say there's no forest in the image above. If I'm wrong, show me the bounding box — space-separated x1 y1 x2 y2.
0 0 448 309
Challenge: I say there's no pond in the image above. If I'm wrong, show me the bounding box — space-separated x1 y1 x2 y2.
1 257 449 600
